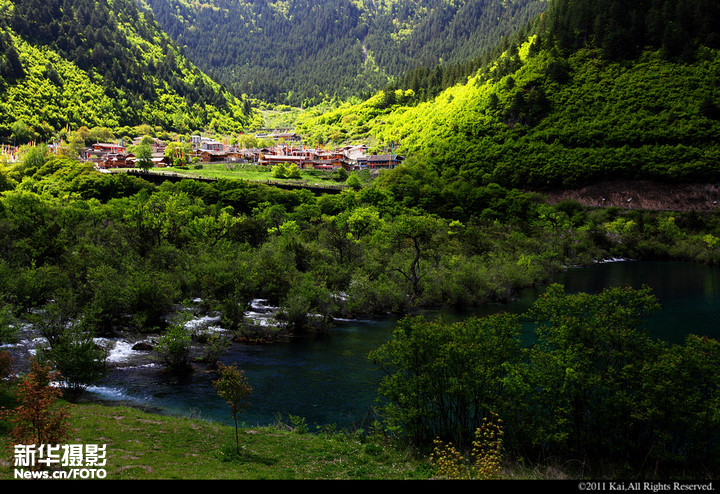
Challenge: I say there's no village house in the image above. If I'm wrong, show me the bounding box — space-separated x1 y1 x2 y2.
131 137 166 154
198 149 229 162
93 137 173 168
259 153 312 168
256 143 354 170
98 153 132 169
315 150 351 170
152 152 171 167
199 139 225 152
92 142 126 155
359 154 403 169
341 144 369 162
88 142 128 168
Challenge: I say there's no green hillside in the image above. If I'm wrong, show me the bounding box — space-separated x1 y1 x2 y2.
0 0 259 144
136 0 547 106
295 0 720 189
1 0 720 480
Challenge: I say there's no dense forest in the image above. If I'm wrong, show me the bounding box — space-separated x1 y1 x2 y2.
295 0 720 190
136 0 547 106
0 0 258 143
541 0 720 60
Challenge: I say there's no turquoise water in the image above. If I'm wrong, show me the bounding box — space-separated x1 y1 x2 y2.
96 316 398 429
552 260 720 344
92 261 720 428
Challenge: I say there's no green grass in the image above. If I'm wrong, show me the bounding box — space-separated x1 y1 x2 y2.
156 162 349 189
0 403 432 480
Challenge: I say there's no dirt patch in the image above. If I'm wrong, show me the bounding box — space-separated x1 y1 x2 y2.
538 181 720 212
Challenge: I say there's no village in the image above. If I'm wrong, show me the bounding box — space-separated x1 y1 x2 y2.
88 131 404 173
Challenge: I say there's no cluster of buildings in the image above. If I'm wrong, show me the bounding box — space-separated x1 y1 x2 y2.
91 132 403 172
89 137 169 169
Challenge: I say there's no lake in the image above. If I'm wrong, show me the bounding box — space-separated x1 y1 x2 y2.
87 260 720 429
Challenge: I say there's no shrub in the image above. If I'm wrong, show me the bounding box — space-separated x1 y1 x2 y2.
156 323 193 373
37 324 108 401
369 313 521 447
7 359 71 447
270 163 301 179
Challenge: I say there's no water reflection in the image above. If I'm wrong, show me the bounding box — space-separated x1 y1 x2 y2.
552 261 720 344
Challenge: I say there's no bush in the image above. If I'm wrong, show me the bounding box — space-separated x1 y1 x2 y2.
368 313 522 447
270 163 301 180
7 359 71 446
156 323 193 373
506 285 720 472
37 322 108 400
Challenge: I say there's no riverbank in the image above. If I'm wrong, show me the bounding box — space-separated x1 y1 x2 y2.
3 260 719 480
0 401 429 480
541 180 720 211
0 401 596 480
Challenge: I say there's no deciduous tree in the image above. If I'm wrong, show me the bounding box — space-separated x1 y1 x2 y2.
8 359 71 447
133 143 154 171
213 362 252 452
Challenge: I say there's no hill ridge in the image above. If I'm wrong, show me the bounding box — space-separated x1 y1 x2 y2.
137 0 548 106
0 0 258 143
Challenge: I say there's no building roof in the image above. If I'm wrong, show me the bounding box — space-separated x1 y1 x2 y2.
367 154 403 162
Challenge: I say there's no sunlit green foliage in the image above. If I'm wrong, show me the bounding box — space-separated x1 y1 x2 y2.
296 5 720 189
0 0 258 142
270 162 302 180
0 153 616 336
0 142 719 476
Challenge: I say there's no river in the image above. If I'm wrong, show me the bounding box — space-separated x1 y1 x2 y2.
64 260 720 428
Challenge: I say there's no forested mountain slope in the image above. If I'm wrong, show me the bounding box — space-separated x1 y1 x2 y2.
296 0 720 189
0 0 258 143
136 0 547 106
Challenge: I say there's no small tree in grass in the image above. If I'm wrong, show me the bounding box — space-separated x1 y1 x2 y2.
213 362 252 452
8 358 71 448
